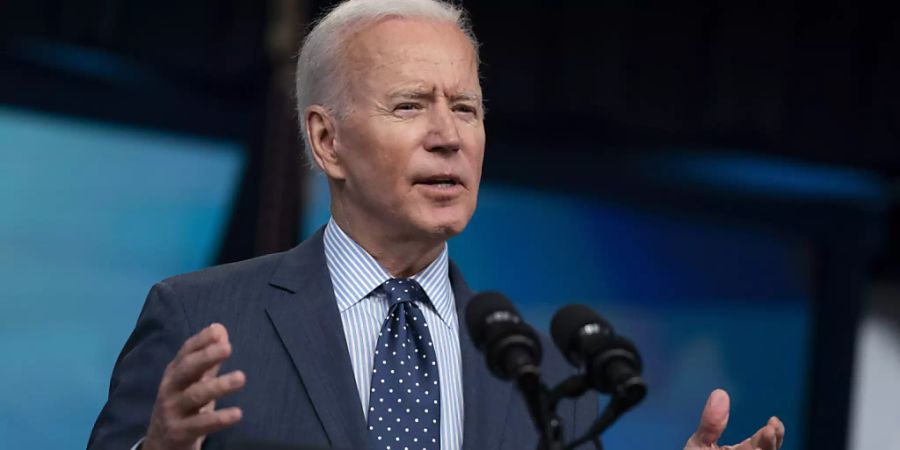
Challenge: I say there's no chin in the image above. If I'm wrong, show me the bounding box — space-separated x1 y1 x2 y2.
422 210 474 240
405 197 477 241
429 222 466 239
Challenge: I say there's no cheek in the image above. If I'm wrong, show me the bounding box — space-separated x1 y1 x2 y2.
342 126 413 185
465 124 486 157
466 134 486 180
367 147 419 209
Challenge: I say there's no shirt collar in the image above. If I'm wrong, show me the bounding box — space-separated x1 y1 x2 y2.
323 217 455 327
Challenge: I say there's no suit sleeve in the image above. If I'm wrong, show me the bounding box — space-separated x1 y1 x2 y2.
87 281 192 450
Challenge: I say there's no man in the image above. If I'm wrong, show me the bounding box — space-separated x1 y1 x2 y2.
88 1 786 449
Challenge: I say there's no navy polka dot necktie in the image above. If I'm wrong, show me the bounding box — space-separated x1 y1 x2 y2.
367 278 441 450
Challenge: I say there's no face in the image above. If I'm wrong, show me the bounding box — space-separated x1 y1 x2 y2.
312 17 485 243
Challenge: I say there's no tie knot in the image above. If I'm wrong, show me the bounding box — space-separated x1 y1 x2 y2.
383 278 426 307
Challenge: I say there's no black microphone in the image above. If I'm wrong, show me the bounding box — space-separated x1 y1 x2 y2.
465 291 542 381
550 304 646 408
466 292 564 450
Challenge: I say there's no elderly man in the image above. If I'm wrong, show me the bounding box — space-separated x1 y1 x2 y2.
88 1 785 449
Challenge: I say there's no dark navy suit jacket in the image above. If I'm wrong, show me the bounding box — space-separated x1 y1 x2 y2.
88 229 598 449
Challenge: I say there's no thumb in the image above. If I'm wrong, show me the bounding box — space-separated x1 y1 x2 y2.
687 389 731 447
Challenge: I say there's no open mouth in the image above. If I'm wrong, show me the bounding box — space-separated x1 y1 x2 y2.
415 176 462 188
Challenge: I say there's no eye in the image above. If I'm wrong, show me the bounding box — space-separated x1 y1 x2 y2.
394 102 422 112
453 104 479 117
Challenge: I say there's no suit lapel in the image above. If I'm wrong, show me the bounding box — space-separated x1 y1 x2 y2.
263 232 513 450
450 261 513 450
265 229 368 450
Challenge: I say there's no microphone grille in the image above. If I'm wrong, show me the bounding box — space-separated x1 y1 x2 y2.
464 291 517 347
550 304 611 358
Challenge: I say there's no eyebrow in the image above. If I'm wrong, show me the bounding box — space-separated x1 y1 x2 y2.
450 93 482 103
389 89 482 104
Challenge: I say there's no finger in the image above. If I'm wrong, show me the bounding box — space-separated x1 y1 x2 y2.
765 425 779 450
717 416 784 450
200 350 226 384
176 323 229 360
176 370 246 413
721 438 752 450
750 424 778 450
687 389 730 447
168 341 233 391
764 424 779 450
176 406 243 441
769 416 785 448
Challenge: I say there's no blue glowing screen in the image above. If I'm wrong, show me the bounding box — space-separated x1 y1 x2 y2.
0 107 245 448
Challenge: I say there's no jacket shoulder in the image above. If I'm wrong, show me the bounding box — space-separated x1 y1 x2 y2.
157 252 286 291
153 252 298 316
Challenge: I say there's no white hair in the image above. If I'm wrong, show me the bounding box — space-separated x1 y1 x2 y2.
295 0 479 168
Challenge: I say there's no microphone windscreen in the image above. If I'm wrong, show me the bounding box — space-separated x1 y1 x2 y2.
465 291 517 348
550 304 611 357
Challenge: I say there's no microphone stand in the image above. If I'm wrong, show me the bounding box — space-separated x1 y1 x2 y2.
547 375 603 450
516 369 565 450
563 395 627 450
547 374 645 450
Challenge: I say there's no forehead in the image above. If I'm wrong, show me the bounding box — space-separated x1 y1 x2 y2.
342 18 481 95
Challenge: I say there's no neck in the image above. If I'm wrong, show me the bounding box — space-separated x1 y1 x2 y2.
331 210 446 279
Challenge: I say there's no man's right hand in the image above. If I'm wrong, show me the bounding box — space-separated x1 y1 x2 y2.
143 323 246 450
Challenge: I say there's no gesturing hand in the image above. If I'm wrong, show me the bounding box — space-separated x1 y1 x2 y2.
684 389 785 450
143 323 246 450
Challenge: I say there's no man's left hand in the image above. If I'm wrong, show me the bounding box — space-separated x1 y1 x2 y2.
684 389 785 450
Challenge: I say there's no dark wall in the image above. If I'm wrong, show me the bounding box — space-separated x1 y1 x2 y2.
456 0 899 175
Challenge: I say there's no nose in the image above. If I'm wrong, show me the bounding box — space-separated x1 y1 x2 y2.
424 102 461 153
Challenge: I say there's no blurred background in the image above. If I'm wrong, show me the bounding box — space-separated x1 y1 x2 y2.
1 0 898 449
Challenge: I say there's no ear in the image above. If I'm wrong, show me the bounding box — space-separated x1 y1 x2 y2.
306 105 346 180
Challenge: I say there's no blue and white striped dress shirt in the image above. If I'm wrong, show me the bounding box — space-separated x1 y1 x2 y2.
323 218 464 450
